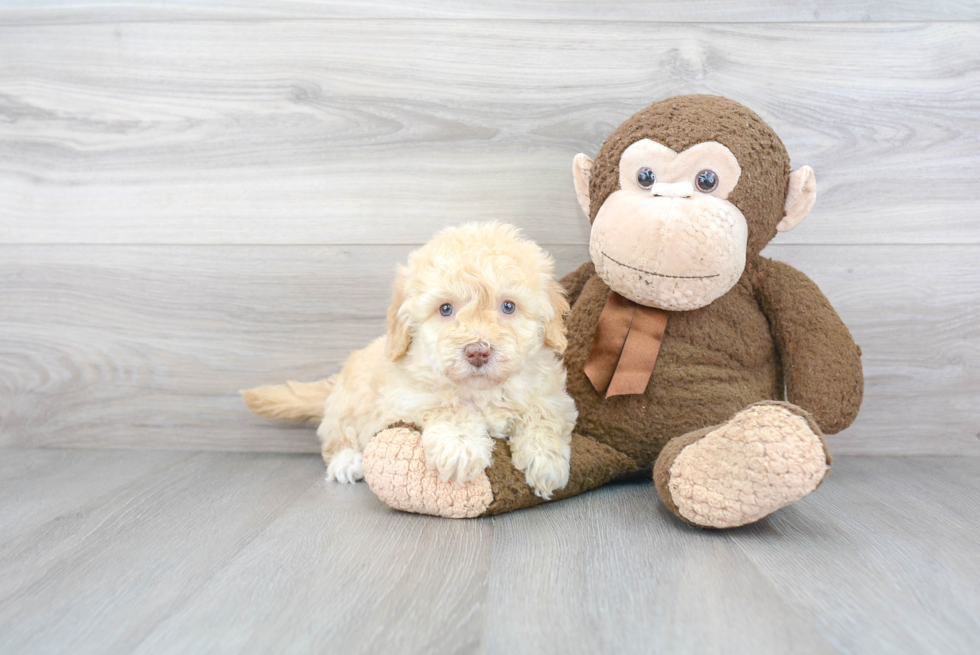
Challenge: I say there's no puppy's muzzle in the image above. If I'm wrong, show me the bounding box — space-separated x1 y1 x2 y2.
464 342 493 368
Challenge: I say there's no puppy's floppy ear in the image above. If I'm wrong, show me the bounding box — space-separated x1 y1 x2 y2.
384 266 412 361
543 278 570 353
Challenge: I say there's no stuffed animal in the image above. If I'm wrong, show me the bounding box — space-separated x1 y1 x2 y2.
361 94 863 528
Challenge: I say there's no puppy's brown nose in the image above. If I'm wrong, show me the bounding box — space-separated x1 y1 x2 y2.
464 343 492 367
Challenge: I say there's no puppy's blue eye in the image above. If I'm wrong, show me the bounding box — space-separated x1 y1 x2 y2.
439 303 454 317
501 301 516 315
637 168 656 189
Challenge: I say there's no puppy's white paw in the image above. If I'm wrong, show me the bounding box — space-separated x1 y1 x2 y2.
325 448 364 484
511 440 571 500
422 423 494 484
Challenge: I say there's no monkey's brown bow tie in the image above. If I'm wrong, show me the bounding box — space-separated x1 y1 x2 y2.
584 292 669 398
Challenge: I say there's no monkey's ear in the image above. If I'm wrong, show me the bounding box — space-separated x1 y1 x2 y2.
384 267 412 361
777 165 816 232
572 153 594 219
543 279 570 353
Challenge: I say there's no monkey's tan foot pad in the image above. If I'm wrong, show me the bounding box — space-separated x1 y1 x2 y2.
655 402 831 529
362 427 493 519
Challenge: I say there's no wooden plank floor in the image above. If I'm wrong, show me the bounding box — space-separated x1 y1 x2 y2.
0 451 976 654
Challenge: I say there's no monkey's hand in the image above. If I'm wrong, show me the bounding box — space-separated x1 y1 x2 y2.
753 257 863 434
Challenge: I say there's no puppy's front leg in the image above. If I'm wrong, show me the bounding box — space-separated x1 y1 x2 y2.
421 414 494 484
510 415 572 500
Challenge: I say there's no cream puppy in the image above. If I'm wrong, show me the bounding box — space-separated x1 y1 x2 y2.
242 222 577 499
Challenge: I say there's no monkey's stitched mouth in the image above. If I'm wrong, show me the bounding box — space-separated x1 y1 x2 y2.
601 252 719 280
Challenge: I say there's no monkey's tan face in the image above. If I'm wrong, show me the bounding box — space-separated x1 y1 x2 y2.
588 140 747 311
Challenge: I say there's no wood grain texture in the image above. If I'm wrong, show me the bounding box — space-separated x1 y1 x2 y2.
0 453 977 654
0 451 323 653
133 472 493 654
2 243 978 455
483 483 839 654
730 457 980 655
1 21 978 245
0 448 191 542
3 1 979 24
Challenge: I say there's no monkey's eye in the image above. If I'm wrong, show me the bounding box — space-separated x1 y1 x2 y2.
636 168 656 189
500 300 516 315
439 303 454 317
696 170 718 193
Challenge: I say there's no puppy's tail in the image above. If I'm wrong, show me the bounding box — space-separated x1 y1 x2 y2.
241 378 335 424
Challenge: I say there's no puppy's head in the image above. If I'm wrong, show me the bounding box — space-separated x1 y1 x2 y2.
385 222 568 389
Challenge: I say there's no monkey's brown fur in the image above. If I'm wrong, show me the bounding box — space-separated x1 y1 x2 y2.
364 95 864 526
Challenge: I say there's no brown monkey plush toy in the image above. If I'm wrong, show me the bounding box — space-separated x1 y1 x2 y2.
362 94 864 528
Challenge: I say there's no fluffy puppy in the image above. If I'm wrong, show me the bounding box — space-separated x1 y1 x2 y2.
242 222 577 499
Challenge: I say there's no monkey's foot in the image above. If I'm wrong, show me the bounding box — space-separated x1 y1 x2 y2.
363 425 638 518
362 426 493 519
654 402 831 529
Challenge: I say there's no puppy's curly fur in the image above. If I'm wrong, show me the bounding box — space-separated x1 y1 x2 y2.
243 222 577 499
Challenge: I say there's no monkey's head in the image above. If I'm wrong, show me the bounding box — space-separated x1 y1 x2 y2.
573 95 816 311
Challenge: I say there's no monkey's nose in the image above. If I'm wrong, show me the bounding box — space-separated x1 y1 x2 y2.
464 342 493 367
651 182 694 198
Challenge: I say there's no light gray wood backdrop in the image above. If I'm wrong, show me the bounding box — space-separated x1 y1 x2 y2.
1 1 978 455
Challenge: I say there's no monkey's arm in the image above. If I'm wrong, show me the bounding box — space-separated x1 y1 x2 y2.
753 257 863 434
560 262 596 306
